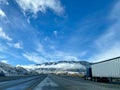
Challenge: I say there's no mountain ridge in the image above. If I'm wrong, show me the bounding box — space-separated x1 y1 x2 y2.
0 60 91 76
22 60 91 75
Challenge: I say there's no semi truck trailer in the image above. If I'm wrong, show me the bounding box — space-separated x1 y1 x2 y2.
86 56 120 83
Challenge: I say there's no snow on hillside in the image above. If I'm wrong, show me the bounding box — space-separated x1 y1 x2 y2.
0 61 91 76
20 63 86 70
19 61 91 75
0 62 29 76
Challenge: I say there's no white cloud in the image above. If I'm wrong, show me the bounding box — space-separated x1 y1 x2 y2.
95 21 120 50
23 52 46 63
0 43 8 52
40 63 85 69
53 30 58 37
49 51 79 61
51 47 80 61
16 0 64 15
21 63 85 70
23 42 80 63
14 42 23 49
0 0 9 5
39 48 80 61
36 43 46 55
90 1 120 62
23 48 80 63
110 1 120 21
0 9 9 24
0 9 6 17
44 36 49 41
7 42 23 49
0 27 12 41
89 43 120 62
0 55 5 58
79 51 88 57
1 60 8 63
63 55 78 61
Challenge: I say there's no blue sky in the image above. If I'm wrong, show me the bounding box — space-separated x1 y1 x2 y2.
0 0 120 66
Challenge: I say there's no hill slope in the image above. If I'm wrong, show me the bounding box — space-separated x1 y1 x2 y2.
22 61 91 75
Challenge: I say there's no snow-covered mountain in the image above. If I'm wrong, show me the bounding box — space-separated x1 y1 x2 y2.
0 61 91 76
0 62 31 76
21 61 91 75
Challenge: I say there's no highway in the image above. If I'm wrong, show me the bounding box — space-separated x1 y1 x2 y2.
0 75 47 90
0 74 120 90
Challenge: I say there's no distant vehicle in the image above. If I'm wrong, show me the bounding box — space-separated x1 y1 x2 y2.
86 56 120 83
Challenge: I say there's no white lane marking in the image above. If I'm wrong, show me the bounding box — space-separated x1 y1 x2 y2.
34 76 58 90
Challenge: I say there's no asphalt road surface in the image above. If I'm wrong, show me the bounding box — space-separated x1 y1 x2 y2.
0 75 47 90
0 74 120 90
34 75 120 90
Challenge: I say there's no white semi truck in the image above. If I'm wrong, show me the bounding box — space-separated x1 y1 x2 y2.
91 56 120 82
